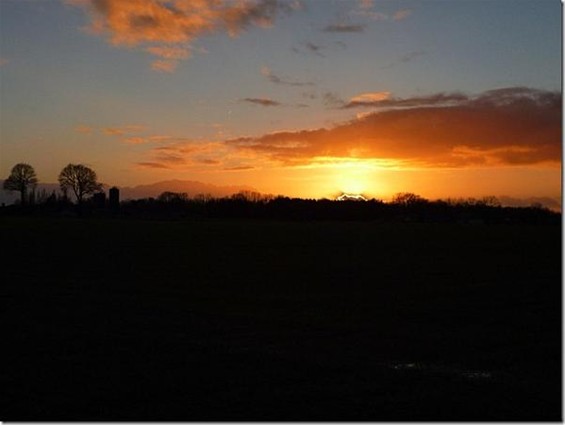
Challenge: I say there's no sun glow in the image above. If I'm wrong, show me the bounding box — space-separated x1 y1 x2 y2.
320 158 397 197
284 157 406 199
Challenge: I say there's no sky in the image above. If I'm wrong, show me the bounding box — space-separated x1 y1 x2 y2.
0 0 562 202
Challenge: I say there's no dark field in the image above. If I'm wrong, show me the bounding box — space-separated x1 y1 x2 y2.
2 217 561 420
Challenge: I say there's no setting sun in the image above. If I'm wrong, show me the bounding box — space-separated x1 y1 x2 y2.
330 160 378 197
0 0 560 210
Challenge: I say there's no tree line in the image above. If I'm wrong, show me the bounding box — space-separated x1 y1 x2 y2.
118 192 559 225
2 162 560 225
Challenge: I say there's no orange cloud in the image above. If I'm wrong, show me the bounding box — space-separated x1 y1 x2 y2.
349 91 391 103
151 59 177 73
136 162 172 169
103 125 146 136
227 87 561 167
358 0 374 10
138 138 265 171
393 9 412 21
69 0 296 72
146 45 190 71
74 124 94 134
124 136 147 144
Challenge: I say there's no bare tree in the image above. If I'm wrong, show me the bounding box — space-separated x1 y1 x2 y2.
392 192 426 206
3 163 38 205
58 164 103 205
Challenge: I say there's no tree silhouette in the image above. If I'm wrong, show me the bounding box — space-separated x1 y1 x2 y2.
58 163 103 205
392 192 426 206
3 163 38 205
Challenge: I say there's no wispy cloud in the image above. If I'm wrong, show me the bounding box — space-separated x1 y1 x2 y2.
137 139 260 171
303 41 324 56
349 91 391 103
95 124 176 144
146 45 191 72
199 158 221 165
154 152 186 165
151 59 178 73
241 97 282 107
224 165 255 171
124 137 147 144
393 9 412 21
323 23 365 33
261 66 314 86
136 161 172 169
381 50 426 69
292 40 346 57
358 0 374 10
74 124 94 134
350 1 408 22
102 125 146 136
323 91 346 108
341 91 467 109
145 46 191 60
227 87 561 167
67 0 298 72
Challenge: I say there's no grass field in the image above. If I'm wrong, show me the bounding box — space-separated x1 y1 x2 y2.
2 217 561 420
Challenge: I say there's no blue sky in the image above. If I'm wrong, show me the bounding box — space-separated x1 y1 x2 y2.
0 0 561 201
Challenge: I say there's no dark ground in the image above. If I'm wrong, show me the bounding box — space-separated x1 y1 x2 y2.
2 217 561 420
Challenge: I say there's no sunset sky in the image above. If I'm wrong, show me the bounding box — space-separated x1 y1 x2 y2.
0 0 561 202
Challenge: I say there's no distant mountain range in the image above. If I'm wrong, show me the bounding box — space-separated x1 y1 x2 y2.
117 179 258 200
0 179 258 205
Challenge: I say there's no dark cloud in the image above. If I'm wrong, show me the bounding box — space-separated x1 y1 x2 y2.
136 162 171 169
323 23 365 33
224 165 255 171
304 41 325 57
381 50 426 69
241 97 282 107
198 158 221 165
342 92 468 109
154 152 186 164
292 40 346 57
302 91 318 100
228 87 561 167
323 91 345 108
261 66 314 86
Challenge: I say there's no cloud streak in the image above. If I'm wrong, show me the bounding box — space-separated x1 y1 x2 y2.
241 97 282 107
102 125 146 136
137 139 262 171
261 66 314 86
323 23 365 33
350 1 412 22
341 92 468 109
393 9 412 21
380 50 426 69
